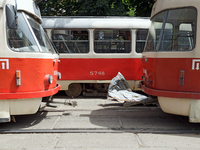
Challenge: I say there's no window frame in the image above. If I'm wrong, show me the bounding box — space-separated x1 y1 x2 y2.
135 29 148 53
51 29 90 54
93 29 131 54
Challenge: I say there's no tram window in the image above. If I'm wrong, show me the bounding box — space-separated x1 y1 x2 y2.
94 30 131 53
178 23 194 51
44 29 47 34
145 11 167 52
145 7 196 52
7 13 40 52
27 16 56 53
52 30 89 53
136 29 148 53
160 23 173 51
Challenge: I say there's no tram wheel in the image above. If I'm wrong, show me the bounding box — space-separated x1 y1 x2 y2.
65 83 82 98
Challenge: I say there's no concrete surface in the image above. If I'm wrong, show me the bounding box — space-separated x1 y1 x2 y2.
0 97 200 150
0 133 200 150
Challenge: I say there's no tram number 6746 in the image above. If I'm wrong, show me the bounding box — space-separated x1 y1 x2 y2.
90 71 105 76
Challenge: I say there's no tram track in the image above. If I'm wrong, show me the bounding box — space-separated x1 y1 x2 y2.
1 128 200 134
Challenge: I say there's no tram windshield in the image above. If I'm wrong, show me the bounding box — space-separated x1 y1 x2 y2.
7 12 56 53
144 7 196 52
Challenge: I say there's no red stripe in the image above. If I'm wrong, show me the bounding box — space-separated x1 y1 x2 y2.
142 58 200 95
59 58 142 80
0 57 59 96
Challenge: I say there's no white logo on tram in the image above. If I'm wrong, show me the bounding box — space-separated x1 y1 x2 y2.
0 59 9 70
192 59 200 70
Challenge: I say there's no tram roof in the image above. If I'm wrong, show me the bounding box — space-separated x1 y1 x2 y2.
151 0 199 19
1 0 42 24
42 16 150 29
17 0 42 23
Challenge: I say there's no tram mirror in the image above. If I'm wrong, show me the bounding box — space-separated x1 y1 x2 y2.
6 4 18 29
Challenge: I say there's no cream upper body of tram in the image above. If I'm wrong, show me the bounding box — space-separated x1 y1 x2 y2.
42 16 150 97
0 0 61 122
141 0 200 122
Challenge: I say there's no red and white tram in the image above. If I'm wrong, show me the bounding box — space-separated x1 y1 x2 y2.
42 16 150 97
141 0 200 122
0 0 61 122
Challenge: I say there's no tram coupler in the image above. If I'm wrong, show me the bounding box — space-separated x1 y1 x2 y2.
43 99 77 107
42 96 77 107
48 100 77 107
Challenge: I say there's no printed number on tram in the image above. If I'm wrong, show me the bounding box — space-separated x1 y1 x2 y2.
90 71 105 76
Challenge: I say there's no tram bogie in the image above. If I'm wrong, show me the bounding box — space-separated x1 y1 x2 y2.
141 0 200 122
0 0 61 122
42 17 150 97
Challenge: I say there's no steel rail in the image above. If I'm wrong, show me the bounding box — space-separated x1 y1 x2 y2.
1 129 200 134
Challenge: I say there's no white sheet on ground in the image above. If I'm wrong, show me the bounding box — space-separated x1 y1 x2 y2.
107 72 147 103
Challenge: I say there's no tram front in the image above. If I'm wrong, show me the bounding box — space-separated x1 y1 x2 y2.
0 0 61 122
141 0 200 122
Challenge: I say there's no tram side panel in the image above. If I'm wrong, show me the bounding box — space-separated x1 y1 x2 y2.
59 58 142 81
43 23 150 96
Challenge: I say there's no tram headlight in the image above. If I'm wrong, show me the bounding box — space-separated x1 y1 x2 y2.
57 72 61 80
44 74 53 85
48 75 53 84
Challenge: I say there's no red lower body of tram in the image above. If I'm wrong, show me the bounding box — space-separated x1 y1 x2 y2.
59 58 142 81
141 57 199 96
0 57 60 122
57 57 142 97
